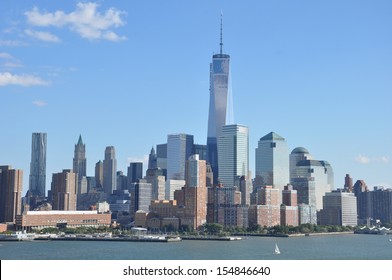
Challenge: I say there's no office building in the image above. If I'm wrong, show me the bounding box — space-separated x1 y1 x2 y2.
148 147 158 169
167 133 194 180
175 155 207 230
318 191 357 226
51 169 77 211
249 186 280 228
127 162 143 185
290 147 334 211
129 179 153 218
356 186 392 225
116 171 128 191
344 174 353 193
73 135 86 194
95 160 103 190
280 185 298 226
206 15 231 185
156 143 167 178
29 132 47 202
255 132 289 200
0 166 23 223
217 124 249 188
165 179 185 200
103 146 117 195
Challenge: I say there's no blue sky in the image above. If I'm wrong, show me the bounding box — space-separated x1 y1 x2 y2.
1 0 391 195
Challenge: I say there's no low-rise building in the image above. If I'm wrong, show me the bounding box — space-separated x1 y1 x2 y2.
15 210 111 230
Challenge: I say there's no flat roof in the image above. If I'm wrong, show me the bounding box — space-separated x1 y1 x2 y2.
26 210 99 215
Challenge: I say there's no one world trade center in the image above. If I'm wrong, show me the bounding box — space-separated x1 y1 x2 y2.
206 15 231 185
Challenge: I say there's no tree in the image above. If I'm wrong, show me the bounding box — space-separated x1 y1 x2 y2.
203 223 223 235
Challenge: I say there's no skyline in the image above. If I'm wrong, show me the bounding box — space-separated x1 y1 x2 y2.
1 1 391 195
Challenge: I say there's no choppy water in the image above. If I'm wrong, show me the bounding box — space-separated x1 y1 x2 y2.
1 234 391 260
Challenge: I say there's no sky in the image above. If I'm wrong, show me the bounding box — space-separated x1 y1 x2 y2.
0 0 391 196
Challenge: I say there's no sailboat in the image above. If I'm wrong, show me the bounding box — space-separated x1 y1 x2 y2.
274 243 280 254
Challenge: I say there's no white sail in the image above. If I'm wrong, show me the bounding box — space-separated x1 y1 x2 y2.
274 243 280 254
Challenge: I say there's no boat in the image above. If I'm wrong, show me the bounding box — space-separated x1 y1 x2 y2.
274 243 280 254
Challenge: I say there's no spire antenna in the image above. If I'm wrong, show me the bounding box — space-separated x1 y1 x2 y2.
220 11 223 54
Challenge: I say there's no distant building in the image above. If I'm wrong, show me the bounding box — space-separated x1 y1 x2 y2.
95 160 103 190
167 134 194 180
175 155 207 230
344 174 353 193
16 210 111 230
206 185 247 228
116 171 128 191
280 185 298 227
73 135 87 194
103 146 117 195
156 143 167 178
255 132 289 202
145 168 165 200
217 124 249 188
51 169 77 211
356 186 392 225
129 179 152 218
318 191 357 226
29 132 47 204
127 162 143 185
165 179 185 200
249 186 280 228
148 147 158 169
206 22 231 184
0 166 23 223
290 147 334 211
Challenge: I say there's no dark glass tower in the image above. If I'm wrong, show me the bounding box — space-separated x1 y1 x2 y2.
207 15 230 185
29 132 47 199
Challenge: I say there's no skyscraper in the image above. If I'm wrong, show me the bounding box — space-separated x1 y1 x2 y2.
103 146 117 195
175 154 207 230
318 191 357 226
290 146 334 211
207 15 231 185
29 132 47 201
73 135 86 193
127 162 143 184
51 169 77 211
217 124 249 188
148 147 158 170
255 132 289 198
0 166 23 223
95 160 103 190
167 133 194 180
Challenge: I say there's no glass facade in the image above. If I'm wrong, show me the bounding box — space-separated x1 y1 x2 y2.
29 132 47 198
217 124 249 188
255 132 289 199
207 53 230 185
167 134 194 180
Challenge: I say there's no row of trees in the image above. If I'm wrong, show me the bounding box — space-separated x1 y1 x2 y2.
34 223 357 236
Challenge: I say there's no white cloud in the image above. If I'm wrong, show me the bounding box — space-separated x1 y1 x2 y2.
25 29 61 43
0 72 50 87
32 100 47 107
25 2 127 41
0 40 27 47
355 154 371 164
355 154 390 165
0 52 13 59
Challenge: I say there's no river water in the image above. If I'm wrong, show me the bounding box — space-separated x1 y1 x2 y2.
1 234 391 260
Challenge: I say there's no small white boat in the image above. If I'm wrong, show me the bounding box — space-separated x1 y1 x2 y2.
274 243 280 254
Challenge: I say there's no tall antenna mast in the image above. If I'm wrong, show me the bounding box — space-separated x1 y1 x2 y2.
220 11 223 54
